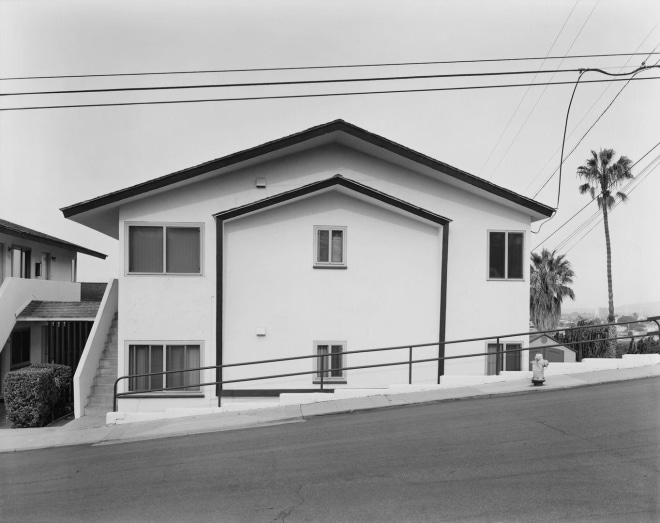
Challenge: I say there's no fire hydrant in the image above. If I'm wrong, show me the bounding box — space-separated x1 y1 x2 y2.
531 353 549 386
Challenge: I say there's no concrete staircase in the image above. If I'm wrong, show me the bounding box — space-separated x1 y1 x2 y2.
84 314 118 417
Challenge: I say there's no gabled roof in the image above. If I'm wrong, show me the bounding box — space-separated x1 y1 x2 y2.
61 119 554 237
214 175 451 226
0 218 106 259
17 301 100 321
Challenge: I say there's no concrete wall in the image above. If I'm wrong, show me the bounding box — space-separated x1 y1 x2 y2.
114 143 533 399
74 279 118 418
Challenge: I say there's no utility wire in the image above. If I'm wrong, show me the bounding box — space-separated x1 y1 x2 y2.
1 75 658 112
0 67 621 97
486 0 600 182
563 158 660 254
553 154 660 252
532 141 660 251
2 52 658 82
531 62 659 200
522 19 660 195
478 0 580 177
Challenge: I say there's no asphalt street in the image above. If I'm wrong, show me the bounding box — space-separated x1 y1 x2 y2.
1 378 658 523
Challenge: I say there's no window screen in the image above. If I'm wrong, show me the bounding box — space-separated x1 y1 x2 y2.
489 232 506 279
129 226 163 273
166 227 201 273
507 233 524 279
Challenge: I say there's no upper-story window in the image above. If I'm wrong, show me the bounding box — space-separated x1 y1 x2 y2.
314 226 346 268
488 231 524 280
127 223 202 275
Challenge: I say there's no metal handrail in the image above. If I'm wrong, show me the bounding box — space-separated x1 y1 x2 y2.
112 317 659 411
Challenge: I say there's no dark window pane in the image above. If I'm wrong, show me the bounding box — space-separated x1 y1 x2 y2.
317 230 329 262
151 346 163 390
166 227 201 274
11 329 30 366
317 345 329 377
331 230 343 263
166 345 186 389
129 226 163 273
506 344 522 371
486 343 499 375
489 232 506 278
330 344 343 377
130 345 150 391
507 233 524 279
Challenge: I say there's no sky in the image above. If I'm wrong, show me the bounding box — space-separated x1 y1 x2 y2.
0 0 659 311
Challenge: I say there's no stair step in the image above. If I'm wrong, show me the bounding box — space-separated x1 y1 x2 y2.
100 358 117 368
91 384 115 395
88 396 113 406
85 405 111 417
98 367 117 377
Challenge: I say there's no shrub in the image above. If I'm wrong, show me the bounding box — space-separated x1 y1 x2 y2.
4 367 57 428
30 363 72 409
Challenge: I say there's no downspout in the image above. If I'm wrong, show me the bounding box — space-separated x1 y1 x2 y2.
438 223 449 383
215 218 224 407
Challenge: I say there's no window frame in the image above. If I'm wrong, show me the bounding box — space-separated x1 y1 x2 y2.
125 222 204 276
487 230 525 281
313 226 347 269
485 341 523 375
126 341 203 394
312 340 347 383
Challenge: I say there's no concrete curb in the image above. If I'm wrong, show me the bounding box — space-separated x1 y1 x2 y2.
1 364 659 452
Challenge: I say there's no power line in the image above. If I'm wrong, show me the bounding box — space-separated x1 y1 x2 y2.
532 141 660 251
1 75 658 112
478 0 580 178
2 52 658 82
0 66 622 97
522 19 660 195
531 62 660 199
553 153 660 252
485 0 601 182
564 158 660 254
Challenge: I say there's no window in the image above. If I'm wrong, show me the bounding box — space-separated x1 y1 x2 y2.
486 342 522 375
11 246 30 278
313 341 346 383
314 226 346 268
11 329 31 369
488 231 524 280
128 343 201 392
127 224 202 274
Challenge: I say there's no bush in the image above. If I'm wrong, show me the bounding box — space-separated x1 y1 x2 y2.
4 367 57 428
30 363 72 409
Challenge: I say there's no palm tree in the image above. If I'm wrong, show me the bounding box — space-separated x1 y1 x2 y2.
576 148 633 357
530 249 575 332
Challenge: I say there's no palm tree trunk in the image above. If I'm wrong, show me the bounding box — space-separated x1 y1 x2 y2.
601 201 617 358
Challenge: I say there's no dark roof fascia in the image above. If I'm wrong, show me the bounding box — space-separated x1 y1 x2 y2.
213 174 452 226
61 119 554 219
0 219 107 259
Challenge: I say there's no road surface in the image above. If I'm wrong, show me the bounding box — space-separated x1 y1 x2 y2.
1 378 659 522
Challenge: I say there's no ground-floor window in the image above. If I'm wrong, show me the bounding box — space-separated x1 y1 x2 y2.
313 341 346 383
128 343 201 392
486 342 522 375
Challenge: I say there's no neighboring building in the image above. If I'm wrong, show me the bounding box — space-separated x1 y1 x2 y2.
62 120 553 414
527 330 577 368
0 219 107 398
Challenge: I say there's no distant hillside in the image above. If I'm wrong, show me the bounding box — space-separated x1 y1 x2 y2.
564 301 660 318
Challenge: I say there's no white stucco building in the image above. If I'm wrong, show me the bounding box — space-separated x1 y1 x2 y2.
62 120 553 413
0 219 107 396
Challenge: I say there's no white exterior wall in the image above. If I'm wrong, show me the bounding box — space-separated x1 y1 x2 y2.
115 143 532 402
0 233 77 284
223 191 442 389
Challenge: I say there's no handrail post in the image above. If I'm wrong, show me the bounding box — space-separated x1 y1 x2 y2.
409 346 413 385
113 377 119 412
319 353 324 391
496 337 501 375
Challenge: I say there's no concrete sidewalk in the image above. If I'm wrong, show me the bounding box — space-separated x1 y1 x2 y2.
1 363 659 453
